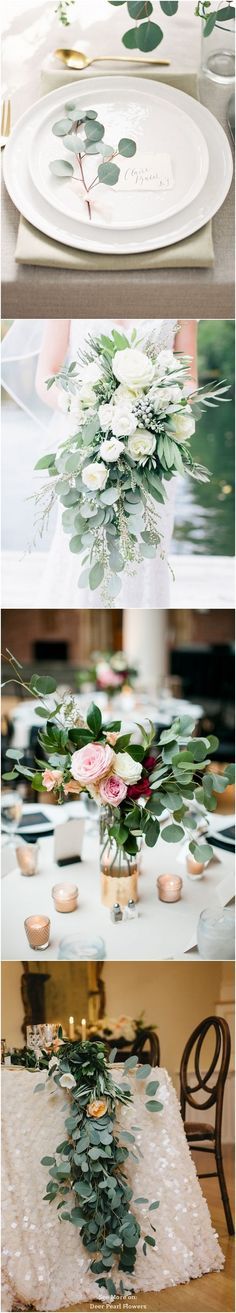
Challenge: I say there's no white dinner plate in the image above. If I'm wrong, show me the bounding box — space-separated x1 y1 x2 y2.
28 79 209 231
3 78 233 254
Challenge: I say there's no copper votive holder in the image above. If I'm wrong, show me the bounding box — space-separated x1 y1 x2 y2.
157 874 183 903
24 915 50 950
16 842 39 876
186 855 205 879
52 882 78 913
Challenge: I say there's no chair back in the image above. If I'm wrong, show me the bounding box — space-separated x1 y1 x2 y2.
132 1029 160 1068
180 1015 231 1135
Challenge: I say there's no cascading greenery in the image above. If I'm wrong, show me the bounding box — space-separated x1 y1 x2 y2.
35 1036 162 1298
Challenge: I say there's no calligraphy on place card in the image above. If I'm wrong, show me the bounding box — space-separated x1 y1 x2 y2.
117 152 174 193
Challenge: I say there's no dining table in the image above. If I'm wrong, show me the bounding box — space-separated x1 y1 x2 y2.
1 1062 224 1310
1 0 234 319
1 803 234 963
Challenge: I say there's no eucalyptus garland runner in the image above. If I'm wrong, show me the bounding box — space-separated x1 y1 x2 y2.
34 325 229 603
35 1037 163 1299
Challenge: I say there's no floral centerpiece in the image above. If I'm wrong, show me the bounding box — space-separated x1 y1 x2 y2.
76 650 138 697
35 325 228 602
35 1034 162 1299
3 654 234 892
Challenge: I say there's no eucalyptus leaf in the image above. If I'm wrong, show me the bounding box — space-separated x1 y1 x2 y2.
50 159 74 177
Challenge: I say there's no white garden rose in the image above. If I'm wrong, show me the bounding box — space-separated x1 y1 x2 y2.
112 348 155 393
59 1073 76 1090
82 462 108 491
155 350 176 376
99 402 114 431
168 413 196 443
150 384 182 412
100 437 124 462
114 751 143 785
79 383 97 408
111 405 136 438
82 362 103 385
127 429 156 461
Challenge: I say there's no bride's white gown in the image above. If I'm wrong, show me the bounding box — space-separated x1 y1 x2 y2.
38 320 178 609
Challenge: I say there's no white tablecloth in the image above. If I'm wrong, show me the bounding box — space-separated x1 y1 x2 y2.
2 805 234 962
1 1064 224 1310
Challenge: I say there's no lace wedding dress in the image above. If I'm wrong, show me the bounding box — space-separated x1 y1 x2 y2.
37 319 178 609
2 1066 224 1311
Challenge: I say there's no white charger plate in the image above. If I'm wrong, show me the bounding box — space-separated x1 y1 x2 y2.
3 78 233 254
28 78 209 232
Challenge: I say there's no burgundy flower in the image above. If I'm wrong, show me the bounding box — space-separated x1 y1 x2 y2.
143 755 156 774
127 779 152 801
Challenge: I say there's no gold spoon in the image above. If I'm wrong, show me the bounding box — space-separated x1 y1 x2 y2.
55 48 170 70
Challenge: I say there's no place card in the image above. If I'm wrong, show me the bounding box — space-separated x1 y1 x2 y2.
117 152 174 193
54 819 84 866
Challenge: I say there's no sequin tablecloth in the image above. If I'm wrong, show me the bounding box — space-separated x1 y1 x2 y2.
2 1066 224 1311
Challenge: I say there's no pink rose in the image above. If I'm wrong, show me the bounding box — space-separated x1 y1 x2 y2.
99 774 127 807
71 742 114 785
42 768 63 792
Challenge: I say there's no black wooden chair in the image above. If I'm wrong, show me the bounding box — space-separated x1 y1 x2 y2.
180 1015 234 1235
132 1028 160 1068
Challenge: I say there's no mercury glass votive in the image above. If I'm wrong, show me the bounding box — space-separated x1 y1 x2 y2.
52 882 78 913
157 874 183 903
16 842 39 876
24 915 50 950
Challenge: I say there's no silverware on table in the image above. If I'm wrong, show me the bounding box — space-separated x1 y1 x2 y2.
1 97 11 149
55 48 170 71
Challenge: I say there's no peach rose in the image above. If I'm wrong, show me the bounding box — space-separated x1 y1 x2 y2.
106 731 120 747
63 779 83 796
42 768 63 792
87 1098 108 1119
71 742 114 785
99 775 127 807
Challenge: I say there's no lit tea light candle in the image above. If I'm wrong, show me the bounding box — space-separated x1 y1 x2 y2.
186 855 205 879
24 915 50 950
157 875 183 903
81 1018 87 1043
69 1016 75 1040
16 843 39 876
52 883 78 913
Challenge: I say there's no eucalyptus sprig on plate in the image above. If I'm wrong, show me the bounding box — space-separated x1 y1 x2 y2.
33 325 229 603
50 102 136 220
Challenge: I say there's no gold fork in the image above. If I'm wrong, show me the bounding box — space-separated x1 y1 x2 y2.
1 98 11 149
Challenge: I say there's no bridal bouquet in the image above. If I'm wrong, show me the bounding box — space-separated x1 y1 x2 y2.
35 326 228 602
4 653 233 867
34 1036 162 1298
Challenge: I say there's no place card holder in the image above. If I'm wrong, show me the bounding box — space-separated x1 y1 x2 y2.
54 819 84 867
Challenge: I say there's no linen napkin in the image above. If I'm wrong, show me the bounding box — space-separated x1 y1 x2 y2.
15 71 214 270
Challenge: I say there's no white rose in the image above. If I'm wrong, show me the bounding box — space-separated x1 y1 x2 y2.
79 383 97 408
99 402 114 431
59 1073 76 1089
127 429 156 462
111 406 136 438
151 384 182 412
82 462 108 491
100 437 124 462
82 362 102 385
114 384 136 406
114 751 143 785
112 348 155 393
168 413 196 443
155 350 176 376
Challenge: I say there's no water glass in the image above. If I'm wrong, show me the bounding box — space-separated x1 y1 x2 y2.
197 907 235 960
